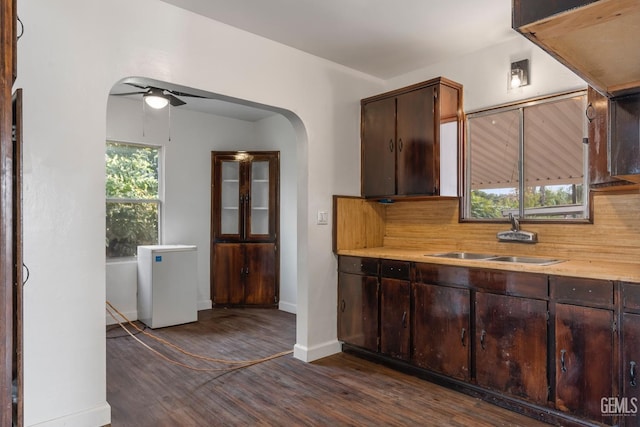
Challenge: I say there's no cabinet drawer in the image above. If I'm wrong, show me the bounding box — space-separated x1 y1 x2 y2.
339 256 379 276
380 260 410 280
550 276 613 307
414 263 470 288
623 282 640 310
470 269 548 299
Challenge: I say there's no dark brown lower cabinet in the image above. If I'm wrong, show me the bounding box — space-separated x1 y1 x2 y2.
380 277 410 360
554 303 614 425
475 292 548 405
412 282 470 381
212 243 277 306
337 271 379 352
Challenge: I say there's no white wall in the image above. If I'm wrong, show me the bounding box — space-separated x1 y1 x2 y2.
18 0 382 426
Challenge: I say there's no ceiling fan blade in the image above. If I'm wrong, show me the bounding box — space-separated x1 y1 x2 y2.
112 91 147 96
124 82 150 90
167 89 207 99
167 94 186 107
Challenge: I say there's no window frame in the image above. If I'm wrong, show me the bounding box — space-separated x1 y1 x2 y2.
462 90 590 224
106 140 164 260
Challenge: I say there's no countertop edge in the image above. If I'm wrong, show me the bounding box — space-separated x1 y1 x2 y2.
337 247 640 283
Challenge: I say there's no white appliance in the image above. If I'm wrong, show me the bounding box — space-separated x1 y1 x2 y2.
137 244 198 328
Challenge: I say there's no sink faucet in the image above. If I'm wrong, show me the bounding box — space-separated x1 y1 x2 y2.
509 213 520 232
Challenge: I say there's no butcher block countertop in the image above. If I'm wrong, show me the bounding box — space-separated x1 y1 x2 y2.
337 247 640 283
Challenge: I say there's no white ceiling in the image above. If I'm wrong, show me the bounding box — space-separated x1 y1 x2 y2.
158 0 519 79
112 1 520 120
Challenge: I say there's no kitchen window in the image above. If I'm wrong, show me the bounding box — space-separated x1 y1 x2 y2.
106 141 161 258
464 91 588 221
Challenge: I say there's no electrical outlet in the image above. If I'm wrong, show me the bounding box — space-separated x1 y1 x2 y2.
317 211 329 225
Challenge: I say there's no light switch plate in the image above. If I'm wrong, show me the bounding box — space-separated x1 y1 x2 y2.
317 211 329 225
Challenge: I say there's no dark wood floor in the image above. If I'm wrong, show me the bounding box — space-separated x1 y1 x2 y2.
106 308 549 426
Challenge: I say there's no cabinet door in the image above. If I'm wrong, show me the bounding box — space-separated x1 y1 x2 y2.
212 153 244 241
412 283 470 381
475 292 548 404
212 243 244 305
380 278 410 360
338 272 379 352
245 154 279 241
361 97 396 197
243 243 277 305
396 86 436 195
623 313 640 406
555 304 614 424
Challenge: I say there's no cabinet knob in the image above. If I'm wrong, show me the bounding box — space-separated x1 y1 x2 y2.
398 138 403 152
340 299 346 313
401 311 407 328
389 139 394 152
461 328 466 347
480 330 486 350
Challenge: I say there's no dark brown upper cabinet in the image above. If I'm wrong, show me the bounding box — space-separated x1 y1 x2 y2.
361 77 462 198
211 151 279 243
513 0 640 98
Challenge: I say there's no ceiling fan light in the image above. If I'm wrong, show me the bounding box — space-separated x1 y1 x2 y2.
144 93 169 109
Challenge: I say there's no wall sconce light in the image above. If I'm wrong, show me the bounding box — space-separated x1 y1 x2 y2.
510 59 529 89
143 88 170 109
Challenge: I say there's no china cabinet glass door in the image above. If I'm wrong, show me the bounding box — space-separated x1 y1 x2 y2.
247 159 270 238
220 160 240 235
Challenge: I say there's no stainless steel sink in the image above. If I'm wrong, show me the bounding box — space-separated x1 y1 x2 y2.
486 255 564 265
428 252 497 260
427 252 565 265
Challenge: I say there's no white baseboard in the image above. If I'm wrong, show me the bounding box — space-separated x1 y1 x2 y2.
198 299 212 311
28 402 111 427
105 309 137 326
278 300 296 314
293 339 342 362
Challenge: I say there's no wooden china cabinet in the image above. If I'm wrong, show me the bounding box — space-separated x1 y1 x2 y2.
210 151 279 307
2 0 23 425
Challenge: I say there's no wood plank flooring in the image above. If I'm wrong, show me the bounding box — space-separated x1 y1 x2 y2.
107 308 549 426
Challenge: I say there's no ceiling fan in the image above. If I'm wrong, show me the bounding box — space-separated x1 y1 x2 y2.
112 82 205 109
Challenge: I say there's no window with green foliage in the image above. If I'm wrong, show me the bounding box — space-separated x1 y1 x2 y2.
106 142 161 258
464 91 588 221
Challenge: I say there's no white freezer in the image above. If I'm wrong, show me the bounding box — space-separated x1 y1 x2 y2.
137 245 198 328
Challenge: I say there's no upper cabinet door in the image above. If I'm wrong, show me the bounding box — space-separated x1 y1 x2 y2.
213 153 244 240
361 96 396 197
396 86 435 195
245 153 279 242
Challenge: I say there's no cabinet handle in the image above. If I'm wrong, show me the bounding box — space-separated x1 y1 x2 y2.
389 139 394 152
560 349 567 373
461 328 466 347
401 311 407 328
245 267 249 275
398 138 403 152
631 361 637 387
480 330 486 350
340 299 346 313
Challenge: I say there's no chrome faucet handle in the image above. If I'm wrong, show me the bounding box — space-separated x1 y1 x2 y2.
509 213 520 232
